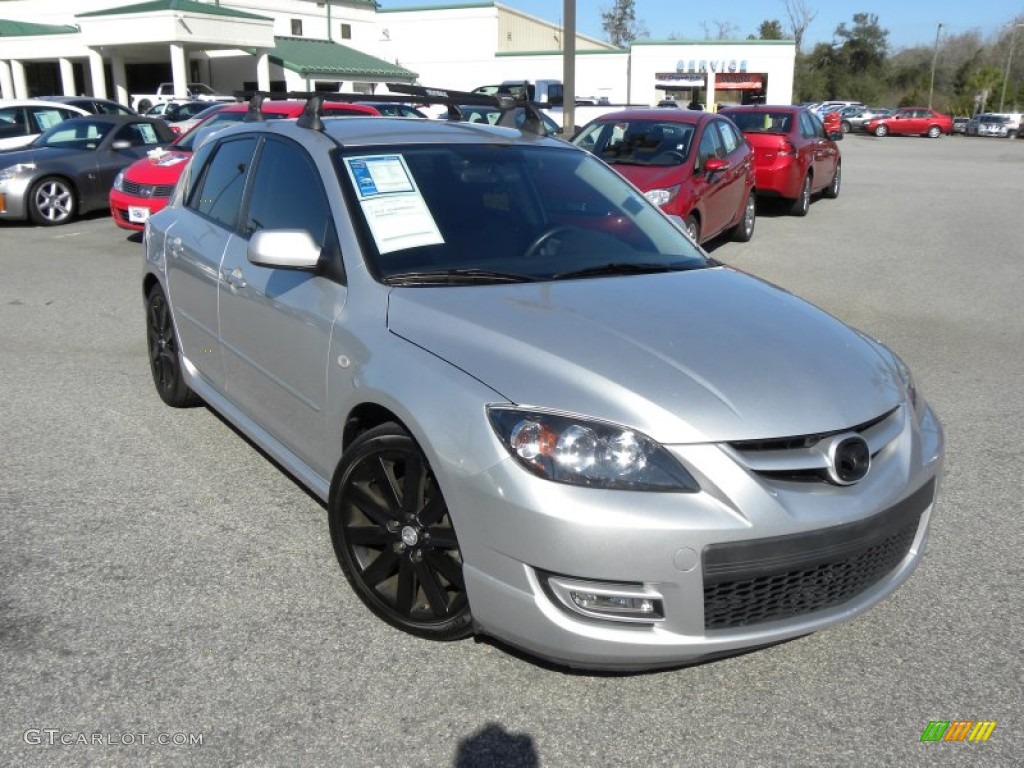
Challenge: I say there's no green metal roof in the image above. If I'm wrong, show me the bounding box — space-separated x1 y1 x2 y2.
266 36 417 79
0 18 79 37
78 1 270 21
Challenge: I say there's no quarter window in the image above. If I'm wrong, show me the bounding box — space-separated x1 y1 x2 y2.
186 136 258 230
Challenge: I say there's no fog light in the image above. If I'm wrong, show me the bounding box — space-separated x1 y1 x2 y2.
572 592 656 615
545 575 664 624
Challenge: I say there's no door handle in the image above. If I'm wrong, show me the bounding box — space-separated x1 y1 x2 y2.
223 267 247 290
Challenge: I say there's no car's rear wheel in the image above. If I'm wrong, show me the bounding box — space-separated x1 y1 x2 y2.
874 125 888 137
789 175 811 216
841 121 851 134
146 284 201 408
823 162 841 199
927 125 942 138
682 214 700 244
28 177 75 226
329 423 472 641
730 193 756 242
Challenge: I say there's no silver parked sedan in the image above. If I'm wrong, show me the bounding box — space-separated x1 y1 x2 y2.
142 100 943 670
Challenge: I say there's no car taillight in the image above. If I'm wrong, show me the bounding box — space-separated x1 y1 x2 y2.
778 140 795 157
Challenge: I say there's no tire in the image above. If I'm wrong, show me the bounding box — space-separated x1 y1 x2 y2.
145 284 201 408
841 121 851 134
730 193 756 242
1008 130 1017 140
822 162 841 199
789 174 811 216
926 126 941 138
682 214 700 244
28 177 75 226
328 423 472 641
874 125 888 137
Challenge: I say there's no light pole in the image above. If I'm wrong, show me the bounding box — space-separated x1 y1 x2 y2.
928 22 943 110
998 23 1024 113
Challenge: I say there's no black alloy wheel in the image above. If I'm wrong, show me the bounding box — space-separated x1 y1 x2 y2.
329 423 472 640
146 285 201 407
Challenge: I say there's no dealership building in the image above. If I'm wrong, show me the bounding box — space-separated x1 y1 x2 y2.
0 0 795 108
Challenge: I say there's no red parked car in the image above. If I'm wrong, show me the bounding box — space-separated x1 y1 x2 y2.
865 107 953 138
109 100 379 231
572 108 756 245
720 105 841 216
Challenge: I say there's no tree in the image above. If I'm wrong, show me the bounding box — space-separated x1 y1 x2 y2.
757 20 785 40
834 13 889 72
601 0 647 47
783 0 817 53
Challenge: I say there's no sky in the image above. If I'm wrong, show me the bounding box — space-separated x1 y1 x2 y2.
380 1 1024 51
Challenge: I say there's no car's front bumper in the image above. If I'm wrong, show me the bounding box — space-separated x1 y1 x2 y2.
0 176 32 220
450 402 943 670
109 188 171 232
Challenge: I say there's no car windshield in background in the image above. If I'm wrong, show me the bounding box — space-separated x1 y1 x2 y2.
336 144 706 284
726 111 793 134
573 120 695 167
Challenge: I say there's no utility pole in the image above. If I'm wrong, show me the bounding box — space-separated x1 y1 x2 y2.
928 22 943 110
998 23 1024 113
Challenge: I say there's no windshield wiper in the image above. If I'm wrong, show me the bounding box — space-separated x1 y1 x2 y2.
551 262 699 280
385 268 535 286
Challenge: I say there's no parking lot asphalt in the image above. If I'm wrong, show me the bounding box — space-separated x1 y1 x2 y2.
1 133 1022 767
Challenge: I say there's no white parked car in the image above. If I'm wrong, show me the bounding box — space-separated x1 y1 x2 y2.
0 99 90 150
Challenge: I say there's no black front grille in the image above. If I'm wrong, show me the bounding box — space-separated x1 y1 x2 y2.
702 479 933 630
121 180 176 198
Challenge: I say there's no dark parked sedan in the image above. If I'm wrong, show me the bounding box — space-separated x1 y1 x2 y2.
0 114 174 225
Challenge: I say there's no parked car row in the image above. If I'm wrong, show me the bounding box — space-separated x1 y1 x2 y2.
959 112 1021 139
137 90 942 671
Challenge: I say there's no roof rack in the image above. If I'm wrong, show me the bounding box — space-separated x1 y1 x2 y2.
231 83 552 136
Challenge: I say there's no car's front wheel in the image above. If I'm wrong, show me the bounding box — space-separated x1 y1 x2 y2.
146 284 201 408
329 423 472 641
789 174 811 216
823 162 841 199
682 214 701 244
28 177 75 226
874 125 888 137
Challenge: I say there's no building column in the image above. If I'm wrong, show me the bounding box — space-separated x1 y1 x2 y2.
170 43 188 97
109 51 129 107
256 50 271 92
0 60 14 99
706 71 716 111
11 59 28 98
59 58 77 96
88 49 107 98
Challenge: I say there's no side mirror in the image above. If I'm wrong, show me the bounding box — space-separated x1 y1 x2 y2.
704 157 729 174
247 229 321 270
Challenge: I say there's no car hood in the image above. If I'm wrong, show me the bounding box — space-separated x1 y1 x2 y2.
387 268 903 444
605 162 689 192
123 149 192 183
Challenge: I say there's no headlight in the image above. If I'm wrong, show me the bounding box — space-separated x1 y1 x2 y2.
487 407 698 492
113 170 125 191
0 163 36 181
644 185 680 207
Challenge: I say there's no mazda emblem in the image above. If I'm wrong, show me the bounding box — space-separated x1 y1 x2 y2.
825 435 871 485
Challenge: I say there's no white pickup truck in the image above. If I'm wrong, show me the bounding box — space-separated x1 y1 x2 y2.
131 83 234 113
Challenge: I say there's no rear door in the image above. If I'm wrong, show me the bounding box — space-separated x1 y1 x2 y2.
164 134 259 393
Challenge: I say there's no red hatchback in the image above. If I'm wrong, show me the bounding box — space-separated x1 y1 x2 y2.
720 105 841 216
110 100 379 231
572 109 756 245
865 107 953 138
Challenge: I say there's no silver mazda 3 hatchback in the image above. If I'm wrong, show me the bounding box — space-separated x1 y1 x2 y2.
143 96 943 670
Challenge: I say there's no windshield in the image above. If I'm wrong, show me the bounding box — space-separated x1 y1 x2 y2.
572 120 695 166
337 144 707 284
